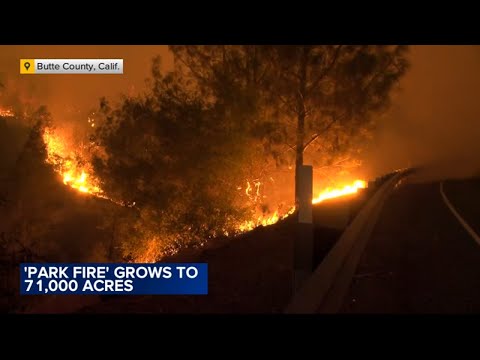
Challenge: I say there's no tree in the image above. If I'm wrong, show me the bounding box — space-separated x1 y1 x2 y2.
169 46 291 212
170 45 410 205
91 57 260 259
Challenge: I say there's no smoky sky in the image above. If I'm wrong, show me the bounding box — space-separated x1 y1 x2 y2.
1 45 480 181
0 45 173 123
364 45 480 181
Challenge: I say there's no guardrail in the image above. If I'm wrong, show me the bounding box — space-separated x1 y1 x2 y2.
285 170 408 314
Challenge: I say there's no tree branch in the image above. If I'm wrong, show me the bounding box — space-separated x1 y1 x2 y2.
286 143 296 151
321 118 336 133
314 157 360 171
303 133 319 151
175 53 206 84
362 49 396 94
308 45 343 94
302 118 337 152
257 63 271 85
268 88 298 115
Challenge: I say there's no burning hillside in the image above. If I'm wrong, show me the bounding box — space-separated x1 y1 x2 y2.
42 127 104 197
41 125 367 234
33 107 368 267
41 125 134 209
42 124 367 232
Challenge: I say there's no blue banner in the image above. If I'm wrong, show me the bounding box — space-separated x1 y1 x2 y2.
20 263 208 295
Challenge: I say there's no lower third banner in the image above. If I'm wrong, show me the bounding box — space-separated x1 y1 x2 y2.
20 263 208 295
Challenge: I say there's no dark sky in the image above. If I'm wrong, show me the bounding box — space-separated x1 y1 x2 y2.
1 45 480 180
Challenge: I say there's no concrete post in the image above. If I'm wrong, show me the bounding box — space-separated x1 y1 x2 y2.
294 165 314 292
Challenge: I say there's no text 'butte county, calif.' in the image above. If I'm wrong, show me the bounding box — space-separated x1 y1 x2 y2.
20 59 123 74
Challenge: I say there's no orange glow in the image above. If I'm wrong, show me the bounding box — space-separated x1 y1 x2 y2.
43 127 104 197
42 127 136 209
312 179 367 204
236 206 296 233
0 107 14 117
42 126 367 239
135 237 162 263
236 179 367 233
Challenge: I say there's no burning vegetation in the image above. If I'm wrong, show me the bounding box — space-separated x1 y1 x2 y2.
42 128 103 196
41 125 367 236
1 45 408 266
0 106 14 117
312 180 367 204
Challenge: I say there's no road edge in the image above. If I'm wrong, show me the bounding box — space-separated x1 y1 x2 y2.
285 172 405 314
440 181 480 246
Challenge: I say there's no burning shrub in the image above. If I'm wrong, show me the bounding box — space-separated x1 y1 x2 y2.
90 60 259 260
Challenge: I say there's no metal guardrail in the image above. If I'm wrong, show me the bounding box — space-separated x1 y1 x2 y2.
285 170 407 314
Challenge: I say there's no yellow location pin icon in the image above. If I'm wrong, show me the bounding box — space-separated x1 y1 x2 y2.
20 59 35 74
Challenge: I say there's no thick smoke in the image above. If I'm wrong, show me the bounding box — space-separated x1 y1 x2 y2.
364 45 480 182
0 45 173 124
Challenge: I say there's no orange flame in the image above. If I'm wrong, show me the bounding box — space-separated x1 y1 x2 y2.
236 179 367 233
0 107 14 117
312 179 367 204
43 125 367 238
236 206 296 233
42 128 104 197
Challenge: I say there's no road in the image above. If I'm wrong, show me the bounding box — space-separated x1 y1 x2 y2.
340 177 480 313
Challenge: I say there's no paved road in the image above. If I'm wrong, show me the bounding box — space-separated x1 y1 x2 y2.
340 177 480 313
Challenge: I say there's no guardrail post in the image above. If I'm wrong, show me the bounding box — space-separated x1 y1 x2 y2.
294 165 314 293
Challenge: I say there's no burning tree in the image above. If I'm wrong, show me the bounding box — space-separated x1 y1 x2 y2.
91 57 262 260
170 45 410 205
80 46 410 260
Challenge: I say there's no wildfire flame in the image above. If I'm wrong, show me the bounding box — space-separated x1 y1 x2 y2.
63 169 101 194
42 125 366 236
236 179 367 233
312 179 367 204
0 107 14 117
236 206 296 233
43 127 104 197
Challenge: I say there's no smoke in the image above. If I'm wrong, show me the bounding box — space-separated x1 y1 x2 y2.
3 45 480 185
0 45 173 125
0 46 175 263
364 45 480 182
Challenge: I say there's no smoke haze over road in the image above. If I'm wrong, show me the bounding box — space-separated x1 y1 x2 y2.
365 45 480 182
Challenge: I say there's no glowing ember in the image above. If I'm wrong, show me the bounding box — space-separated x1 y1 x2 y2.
135 237 162 263
0 107 14 117
312 179 367 204
237 206 296 233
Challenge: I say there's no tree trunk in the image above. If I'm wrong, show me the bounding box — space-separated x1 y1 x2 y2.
295 112 305 206
294 47 309 207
